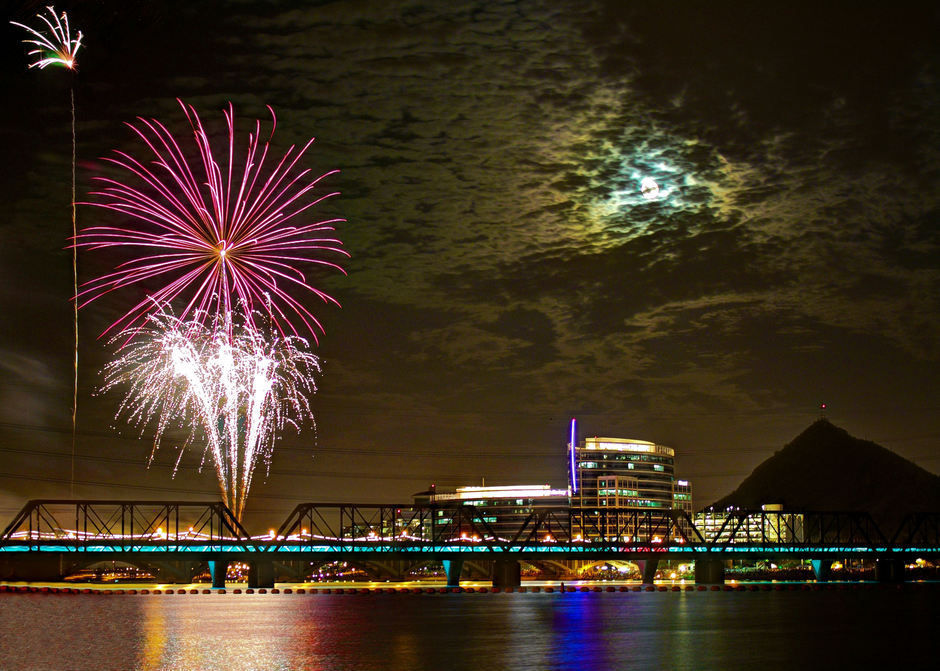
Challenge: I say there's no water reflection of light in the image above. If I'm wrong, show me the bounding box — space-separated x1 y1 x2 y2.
139 598 168 671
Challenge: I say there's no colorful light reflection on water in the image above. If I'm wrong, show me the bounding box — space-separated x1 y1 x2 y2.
0 588 936 670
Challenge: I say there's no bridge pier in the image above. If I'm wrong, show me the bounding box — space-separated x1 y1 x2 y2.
811 559 832 582
358 559 418 581
492 559 521 588
209 560 228 589
248 560 275 588
0 555 65 582
273 560 308 581
694 558 725 584
634 559 659 584
875 558 905 583
442 559 464 587
147 560 200 584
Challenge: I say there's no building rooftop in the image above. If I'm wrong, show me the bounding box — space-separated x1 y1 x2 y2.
582 437 675 457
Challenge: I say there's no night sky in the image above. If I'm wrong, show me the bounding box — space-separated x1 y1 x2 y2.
1 1 937 528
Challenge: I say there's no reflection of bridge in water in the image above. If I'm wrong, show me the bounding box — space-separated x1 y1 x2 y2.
1 500 937 588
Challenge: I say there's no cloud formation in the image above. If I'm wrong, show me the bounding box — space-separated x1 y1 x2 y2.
0 0 936 516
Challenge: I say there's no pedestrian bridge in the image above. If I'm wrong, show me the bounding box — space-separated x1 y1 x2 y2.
1 500 936 587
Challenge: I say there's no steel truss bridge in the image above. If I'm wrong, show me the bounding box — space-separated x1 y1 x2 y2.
1 500 937 587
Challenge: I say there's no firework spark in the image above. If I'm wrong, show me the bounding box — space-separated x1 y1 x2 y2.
10 5 82 70
104 307 321 519
77 100 348 341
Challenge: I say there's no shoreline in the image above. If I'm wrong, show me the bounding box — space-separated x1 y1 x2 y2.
2 578 937 594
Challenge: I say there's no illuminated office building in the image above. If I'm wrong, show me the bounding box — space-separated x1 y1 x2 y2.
567 419 693 513
409 420 693 541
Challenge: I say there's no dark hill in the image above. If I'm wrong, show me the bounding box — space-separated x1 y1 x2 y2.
710 419 940 530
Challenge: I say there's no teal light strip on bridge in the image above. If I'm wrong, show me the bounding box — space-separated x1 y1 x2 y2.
0 544 259 553
0 544 936 554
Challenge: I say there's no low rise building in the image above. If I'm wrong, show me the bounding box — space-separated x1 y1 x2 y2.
412 484 568 540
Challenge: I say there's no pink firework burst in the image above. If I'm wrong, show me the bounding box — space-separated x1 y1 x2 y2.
76 100 348 340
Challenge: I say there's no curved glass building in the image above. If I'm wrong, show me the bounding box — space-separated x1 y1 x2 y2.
567 421 693 514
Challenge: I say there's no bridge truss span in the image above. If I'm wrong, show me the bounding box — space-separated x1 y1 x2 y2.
0 501 938 587
0 500 254 552
268 503 705 553
0 501 937 559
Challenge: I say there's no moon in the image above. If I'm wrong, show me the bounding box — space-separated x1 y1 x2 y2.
640 177 660 200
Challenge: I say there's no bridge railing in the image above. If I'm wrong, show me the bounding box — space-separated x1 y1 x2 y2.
0 500 252 551
693 510 889 550
270 504 705 551
571 508 704 545
890 513 940 548
270 505 909 553
2 501 934 554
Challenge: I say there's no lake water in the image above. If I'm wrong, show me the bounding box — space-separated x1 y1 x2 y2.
0 586 936 670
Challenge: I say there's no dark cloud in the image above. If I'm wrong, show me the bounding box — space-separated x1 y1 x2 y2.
0 1 936 524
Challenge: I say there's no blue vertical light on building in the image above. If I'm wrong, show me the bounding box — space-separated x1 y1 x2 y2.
569 418 578 493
